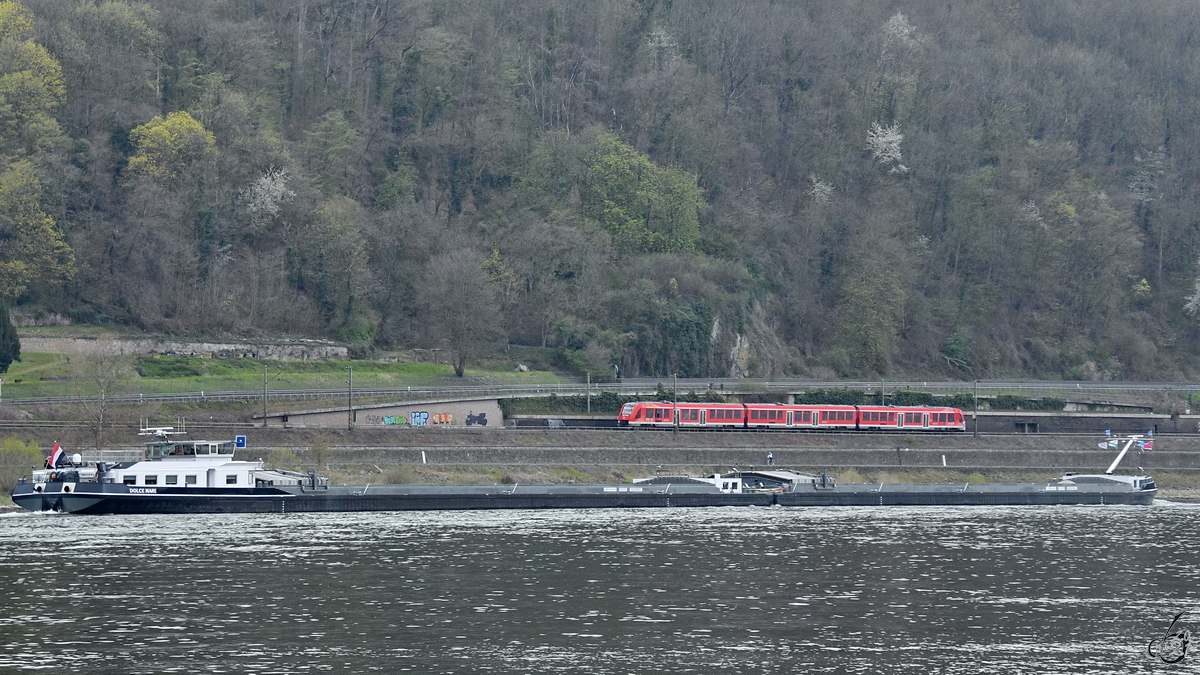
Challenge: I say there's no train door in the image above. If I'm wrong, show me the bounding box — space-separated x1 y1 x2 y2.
923 413 930 429
787 411 794 426
699 410 706 425
896 412 905 428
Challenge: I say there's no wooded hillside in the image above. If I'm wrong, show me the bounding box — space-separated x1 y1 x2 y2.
7 0 1200 380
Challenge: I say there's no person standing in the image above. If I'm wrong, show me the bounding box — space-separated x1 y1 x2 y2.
767 452 774 466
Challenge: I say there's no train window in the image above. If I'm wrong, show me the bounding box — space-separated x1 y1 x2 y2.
803 411 811 422
821 411 827 421
750 410 758 420
735 410 741 419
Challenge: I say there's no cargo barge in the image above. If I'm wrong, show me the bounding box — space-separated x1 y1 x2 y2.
11 431 1157 514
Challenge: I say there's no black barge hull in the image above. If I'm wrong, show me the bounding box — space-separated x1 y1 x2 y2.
11 481 1155 514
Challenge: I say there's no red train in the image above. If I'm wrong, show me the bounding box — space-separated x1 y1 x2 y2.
617 401 966 432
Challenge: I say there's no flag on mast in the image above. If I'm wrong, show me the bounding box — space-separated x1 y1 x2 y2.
47 443 64 468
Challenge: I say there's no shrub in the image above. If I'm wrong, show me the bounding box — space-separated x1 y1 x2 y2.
0 437 40 496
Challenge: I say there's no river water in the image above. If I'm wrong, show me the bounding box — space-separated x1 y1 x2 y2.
0 503 1197 674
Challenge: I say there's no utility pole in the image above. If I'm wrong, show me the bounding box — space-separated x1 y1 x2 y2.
262 365 268 428
673 372 679 435
347 366 354 430
973 380 979 437
586 372 591 414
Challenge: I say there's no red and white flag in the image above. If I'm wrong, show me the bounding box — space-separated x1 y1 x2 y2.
47 443 64 468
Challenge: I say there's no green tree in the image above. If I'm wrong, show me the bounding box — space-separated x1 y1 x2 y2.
291 197 376 342
126 111 216 181
580 132 704 254
0 33 64 156
0 160 72 303
835 262 906 374
0 304 16 372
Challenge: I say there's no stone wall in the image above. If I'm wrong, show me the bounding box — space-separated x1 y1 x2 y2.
20 336 348 361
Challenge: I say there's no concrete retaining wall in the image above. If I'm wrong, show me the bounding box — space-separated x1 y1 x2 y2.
266 399 503 429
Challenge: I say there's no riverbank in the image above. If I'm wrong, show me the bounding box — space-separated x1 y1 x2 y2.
6 427 1197 506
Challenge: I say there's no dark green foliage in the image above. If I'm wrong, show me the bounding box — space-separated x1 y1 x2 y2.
500 389 729 415
134 357 204 378
0 307 19 374
990 396 1066 412
795 388 866 405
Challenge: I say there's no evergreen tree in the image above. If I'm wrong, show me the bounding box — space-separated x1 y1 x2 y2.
0 304 18 373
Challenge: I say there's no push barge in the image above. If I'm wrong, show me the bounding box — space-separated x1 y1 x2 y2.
11 431 1158 515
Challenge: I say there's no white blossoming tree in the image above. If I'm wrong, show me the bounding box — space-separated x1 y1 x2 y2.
241 167 295 233
866 122 908 174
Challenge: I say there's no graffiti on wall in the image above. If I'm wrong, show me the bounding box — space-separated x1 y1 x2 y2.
466 412 488 426
366 411 456 426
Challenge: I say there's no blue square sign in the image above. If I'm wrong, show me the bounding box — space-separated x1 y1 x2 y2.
235 435 247 449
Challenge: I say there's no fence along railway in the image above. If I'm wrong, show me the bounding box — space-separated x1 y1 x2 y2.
1 378 1197 406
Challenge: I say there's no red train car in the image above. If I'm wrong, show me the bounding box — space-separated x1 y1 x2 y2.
744 404 857 430
618 401 966 432
855 406 965 432
618 402 745 428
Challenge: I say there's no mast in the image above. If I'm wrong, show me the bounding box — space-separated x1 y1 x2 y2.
1105 435 1142 475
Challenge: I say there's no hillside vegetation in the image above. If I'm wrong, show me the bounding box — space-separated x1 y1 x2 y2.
4 0 1200 380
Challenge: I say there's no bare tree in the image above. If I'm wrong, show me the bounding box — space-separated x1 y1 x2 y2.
71 342 131 451
418 248 504 376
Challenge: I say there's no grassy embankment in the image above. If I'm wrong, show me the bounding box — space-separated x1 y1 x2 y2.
0 351 569 404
